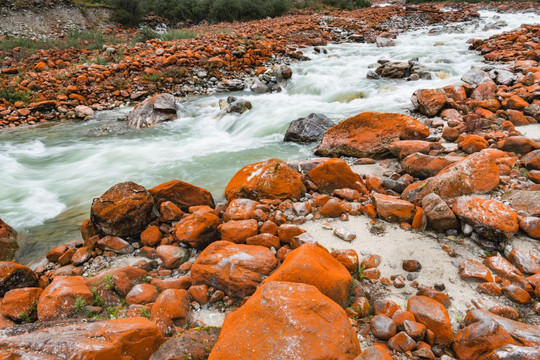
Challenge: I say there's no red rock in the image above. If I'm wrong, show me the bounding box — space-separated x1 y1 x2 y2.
416 287 451 308
307 158 362 193
174 207 220 249
403 320 426 340
407 296 453 346
484 254 527 288
465 309 540 346
259 220 278 235
372 193 415 223
506 109 530 126
246 233 280 248
421 193 459 231
188 284 208 305
90 181 155 237
502 284 532 304
412 88 448 116
401 153 460 179
373 299 400 318
37 276 93 321
85 266 148 298
523 149 540 170
478 282 502 296
158 201 184 222
442 126 460 142
520 217 540 239
191 241 278 298
392 309 416 328
459 259 494 282
499 136 539 155
355 343 393 360
361 254 381 269
350 296 371 318
149 179 215 211
126 283 158 305
277 224 306 244
208 281 361 360
97 235 134 254
223 198 259 221
0 262 38 297
315 112 429 159
320 197 345 217
0 219 18 262
140 225 162 247
151 289 190 335
489 305 520 321
0 318 163 359
58 248 77 266
71 246 93 265
1 287 42 322
153 277 191 291
402 151 500 205
459 134 489 153
402 259 422 272
363 268 381 281
507 249 540 274
454 320 515 360
46 245 68 262
155 245 189 269
265 243 352 308
453 196 519 243
331 249 359 274
225 158 305 201
370 315 397 340
218 219 258 244
471 81 497 100
388 331 417 352
505 95 529 110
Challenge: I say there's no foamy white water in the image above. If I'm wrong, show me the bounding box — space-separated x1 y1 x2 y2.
1 10 538 263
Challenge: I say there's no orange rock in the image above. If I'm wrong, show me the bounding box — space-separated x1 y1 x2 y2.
402 151 500 205
0 261 38 297
315 112 429 159
416 287 451 308
453 196 519 243
388 331 417 352
225 158 305 201
46 244 69 262
71 246 93 265
223 198 259 221
0 219 18 262
505 95 529 110
502 284 532 304
149 179 215 211
459 259 494 283
158 201 184 222
97 235 133 254
85 266 148 297
0 318 163 359
246 233 280 248
265 243 352 308
523 149 540 170
401 153 460 179
484 254 530 290
1 287 42 322
454 320 515 360
277 224 306 244
459 134 489 154
372 193 415 223
174 207 220 249
370 314 397 340
151 289 190 335
489 305 520 321
218 219 258 244
126 283 158 305
373 299 401 318
90 181 155 237
403 320 426 340
471 81 497 100
355 343 393 360
392 309 416 328
320 197 345 217
37 276 93 321
499 136 539 155
361 254 381 269
140 225 162 247
191 241 278 298
208 281 361 360
507 249 540 274
519 217 540 239
331 249 359 274
412 88 447 117
407 296 453 346
306 158 362 193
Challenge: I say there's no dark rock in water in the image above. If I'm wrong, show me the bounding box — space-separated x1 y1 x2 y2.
284 113 334 143
127 93 178 129
250 78 268 94
218 96 252 115
0 219 18 262
375 61 411 79
149 326 221 360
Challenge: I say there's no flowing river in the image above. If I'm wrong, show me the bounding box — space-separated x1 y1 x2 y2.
1 10 539 264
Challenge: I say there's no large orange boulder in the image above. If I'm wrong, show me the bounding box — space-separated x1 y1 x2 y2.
411 88 448 117
407 296 453 346
401 153 461 179
0 318 163 359
149 180 215 211
371 193 415 223
315 112 429 159
225 158 305 201
174 207 220 249
453 320 515 360
265 243 353 308
208 281 361 360
402 151 499 205
90 181 155 237
38 276 94 321
0 262 38 297
0 219 18 262
191 241 279 298
453 197 519 243
306 158 363 193
1 287 42 322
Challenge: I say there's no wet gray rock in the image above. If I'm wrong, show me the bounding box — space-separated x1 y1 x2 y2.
127 93 178 129
375 61 410 78
250 78 268 94
219 96 252 115
490 69 515 86
376 36 396 47
220 79 245 91
284 113 334 143
461 69 494 87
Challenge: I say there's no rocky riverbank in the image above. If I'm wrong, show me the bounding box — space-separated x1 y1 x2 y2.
1 3 540 360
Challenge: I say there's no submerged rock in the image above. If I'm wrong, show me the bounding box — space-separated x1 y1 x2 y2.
284 113 334 143
127 93 178 129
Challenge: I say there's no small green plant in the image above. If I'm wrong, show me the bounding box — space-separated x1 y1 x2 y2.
91 287 104 307
28 300 38 312
18 312 32 323
357 264 366 279
141 274 151 283
143 73 163 82
139 306 151 319
74 296 87 314
105 274 115 291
